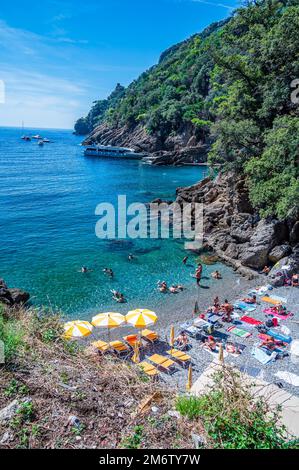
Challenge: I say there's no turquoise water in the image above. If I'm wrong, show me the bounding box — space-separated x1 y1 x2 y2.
0 127 207 317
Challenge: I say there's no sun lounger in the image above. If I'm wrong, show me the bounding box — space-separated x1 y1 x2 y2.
92 340 110 353
166 349 191 367
109 340 131 355
123 335 142 348
138 361 160 377
148 354 175 373
141 329 159 343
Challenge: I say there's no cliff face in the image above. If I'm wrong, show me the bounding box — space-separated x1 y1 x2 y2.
176 174 299 277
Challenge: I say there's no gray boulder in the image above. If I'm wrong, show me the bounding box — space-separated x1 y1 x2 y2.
269 245 292 263
239 220 277 269
268 256 298 287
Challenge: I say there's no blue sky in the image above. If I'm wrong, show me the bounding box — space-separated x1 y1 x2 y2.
0 0 241 129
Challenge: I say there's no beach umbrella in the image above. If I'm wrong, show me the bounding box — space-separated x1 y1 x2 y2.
169 325 175 352
132 341 140 364
91 312 125 342
186 364 193 392
126 309 158 329
91 312 125 328
63 320 93 339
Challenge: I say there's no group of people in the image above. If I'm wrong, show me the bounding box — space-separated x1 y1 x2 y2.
157 281 185 294
206 296 234 322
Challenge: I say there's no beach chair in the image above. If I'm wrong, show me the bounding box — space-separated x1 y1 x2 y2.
141 329 159 343
123 334 143 348
166 349 191 367
109 340 130 356
138 361 160 377
148 354 176 373
92 340 110 354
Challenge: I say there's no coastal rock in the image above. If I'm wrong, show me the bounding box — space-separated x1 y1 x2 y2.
0 282 30 307
290 221 299 244
269 245 292 264
0 398 31 423
268 256 298 287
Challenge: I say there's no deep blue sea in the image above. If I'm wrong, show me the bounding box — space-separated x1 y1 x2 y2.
0 127 209 317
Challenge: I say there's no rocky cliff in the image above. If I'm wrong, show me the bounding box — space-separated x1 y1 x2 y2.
175 174 299 278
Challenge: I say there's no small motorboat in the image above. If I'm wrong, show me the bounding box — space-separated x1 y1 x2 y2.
38 140 44 146
21 136 31 141
42 138 50 143
32 134 42 139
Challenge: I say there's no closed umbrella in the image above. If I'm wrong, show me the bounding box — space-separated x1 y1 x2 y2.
169 325 175 353
186 364 193 392
132 341 140 364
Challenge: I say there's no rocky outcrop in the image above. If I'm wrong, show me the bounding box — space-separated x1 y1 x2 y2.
0 279 30 307
175 173 299 275
83 123 210 164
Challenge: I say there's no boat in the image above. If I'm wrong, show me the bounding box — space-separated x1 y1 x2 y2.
38 140 44 146
21 136 31 141
84 144 145 160
42 138 50 143
32 135 42 140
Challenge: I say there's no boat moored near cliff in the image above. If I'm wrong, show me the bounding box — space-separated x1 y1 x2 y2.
84 144 145 160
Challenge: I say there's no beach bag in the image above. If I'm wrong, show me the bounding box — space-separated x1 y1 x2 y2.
265 319 274 328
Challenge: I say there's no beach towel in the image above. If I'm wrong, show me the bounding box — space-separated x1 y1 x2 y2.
251 346 276 365
227 326 252 338
240 315 263 326
261 296 281 305
263 308 292 320
267 328 292 344
274 371 299 387
234 301 257 312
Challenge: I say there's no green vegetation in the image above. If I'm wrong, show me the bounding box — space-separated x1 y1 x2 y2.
121 425 144 449
76 0 299 219
176 368 298 449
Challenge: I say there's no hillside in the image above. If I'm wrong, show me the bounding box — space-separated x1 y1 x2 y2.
76 0 299 220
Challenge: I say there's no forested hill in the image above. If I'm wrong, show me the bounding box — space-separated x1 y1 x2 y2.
75 0 299 219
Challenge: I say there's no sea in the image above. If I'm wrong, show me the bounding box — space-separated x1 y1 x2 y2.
0 127 227 318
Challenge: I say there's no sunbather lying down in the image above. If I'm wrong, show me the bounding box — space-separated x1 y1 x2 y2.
242 295 257 304
204 335 219 351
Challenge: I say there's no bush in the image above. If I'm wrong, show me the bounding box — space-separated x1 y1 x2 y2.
176 367 298 449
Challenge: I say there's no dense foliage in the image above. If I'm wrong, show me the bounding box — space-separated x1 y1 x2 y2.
75 0 299 219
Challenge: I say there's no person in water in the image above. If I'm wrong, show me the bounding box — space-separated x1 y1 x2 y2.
182 256 188 265
103 268 114 278
111 290 125 303
158 281 168 293
212 270 222 280
194 264 203 286
81 266 93 273
128 254 134 261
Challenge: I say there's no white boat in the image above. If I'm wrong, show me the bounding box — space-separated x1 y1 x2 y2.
84 144 145 160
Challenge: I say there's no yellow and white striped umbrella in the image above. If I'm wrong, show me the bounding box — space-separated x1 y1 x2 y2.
126 309 157 329
91 312 125 328
63 320 93 338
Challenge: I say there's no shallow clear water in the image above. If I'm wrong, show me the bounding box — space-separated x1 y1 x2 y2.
0 127 210 317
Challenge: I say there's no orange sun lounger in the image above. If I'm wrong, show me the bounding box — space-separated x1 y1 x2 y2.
123 335 142 348
148 354 175 373
139 361 160 377
141 329 159 343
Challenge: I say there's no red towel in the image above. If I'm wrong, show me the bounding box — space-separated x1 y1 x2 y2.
240 315 263 326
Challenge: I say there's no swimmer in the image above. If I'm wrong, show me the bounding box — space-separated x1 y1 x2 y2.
212 270 222 280
103 268 114 278
80 266 93 273
128 254 134 261
182 256 188 265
